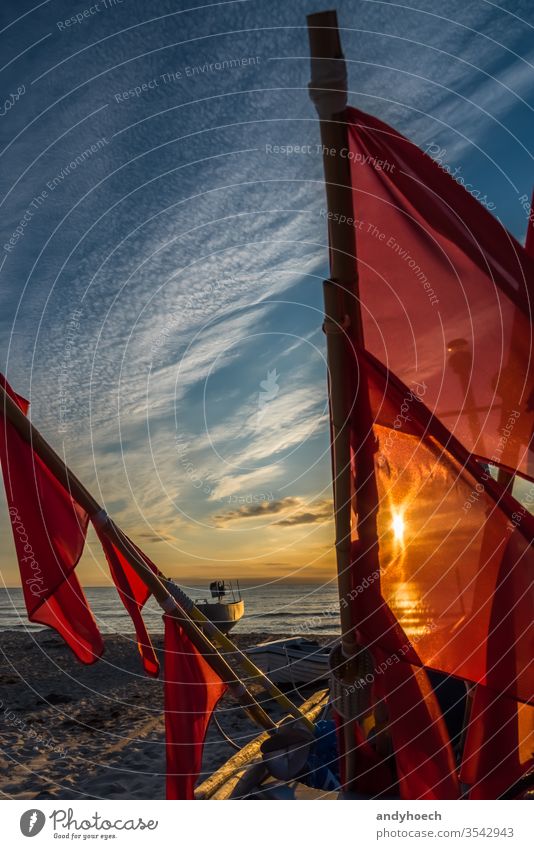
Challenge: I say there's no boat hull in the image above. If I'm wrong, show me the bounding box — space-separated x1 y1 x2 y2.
246 642 330 684
197 599 244 633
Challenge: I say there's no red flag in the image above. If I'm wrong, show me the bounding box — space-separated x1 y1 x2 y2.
332 708 395 797
338 342 533 797
164 614 227 799
372 642 459 799
94 527 159 677
0 376 103 664
459 195 534 798
460 687 534 798
357 347 534 705
346 107 534 481
330 326 459 798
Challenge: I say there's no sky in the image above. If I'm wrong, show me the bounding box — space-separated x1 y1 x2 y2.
0 0 533 589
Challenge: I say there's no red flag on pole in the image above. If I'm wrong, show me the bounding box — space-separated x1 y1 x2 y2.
0 376 103 664
95 527 160 677
0 374 158 674
164 614 227 799
345 108 534 481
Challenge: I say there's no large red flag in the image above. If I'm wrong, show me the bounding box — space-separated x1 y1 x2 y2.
94 526 159 677
356 347 534 705
339 342 533 797
164 614 227 799
0 376 103 664
330 326 459 798
346 107 534 481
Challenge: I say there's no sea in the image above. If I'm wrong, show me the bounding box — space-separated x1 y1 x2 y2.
0 583 341 637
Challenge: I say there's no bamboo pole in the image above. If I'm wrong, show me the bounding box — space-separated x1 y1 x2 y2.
0 383 274 733
196 689 329 799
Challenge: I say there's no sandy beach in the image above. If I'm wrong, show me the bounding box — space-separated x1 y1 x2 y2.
0 630 325 800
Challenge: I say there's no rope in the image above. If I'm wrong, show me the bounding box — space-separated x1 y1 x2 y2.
213 711 242 752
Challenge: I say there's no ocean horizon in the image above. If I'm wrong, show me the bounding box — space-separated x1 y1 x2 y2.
0 583 342 637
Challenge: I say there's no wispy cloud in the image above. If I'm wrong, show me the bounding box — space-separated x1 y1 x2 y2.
214 496 300 524
214 495 332 527
276 501 332 526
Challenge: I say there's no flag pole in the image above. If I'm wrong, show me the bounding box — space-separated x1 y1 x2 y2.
0 383 275 732
307 10 361 657
307 9 374 790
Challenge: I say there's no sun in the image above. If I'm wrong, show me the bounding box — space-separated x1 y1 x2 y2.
392 511 405 544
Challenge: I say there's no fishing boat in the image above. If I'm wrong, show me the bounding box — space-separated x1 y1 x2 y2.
246 638 330 685
195 580 244 634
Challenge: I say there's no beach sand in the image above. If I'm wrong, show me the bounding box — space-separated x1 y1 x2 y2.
0 630 325 800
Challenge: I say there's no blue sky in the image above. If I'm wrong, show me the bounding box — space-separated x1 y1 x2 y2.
0 0 533 587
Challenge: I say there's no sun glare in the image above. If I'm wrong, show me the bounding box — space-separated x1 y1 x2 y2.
392 511 405 544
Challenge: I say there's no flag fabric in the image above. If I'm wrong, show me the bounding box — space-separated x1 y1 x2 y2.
355 346 534 705
94 526 159 677
164 614 227 799
346 107 534 481
458 197 534 799
338 342 533 797
0 376 103 664
460 686 534 799
0 374 159 674
329 331 460 798
332 708 395 797
372 642 460 799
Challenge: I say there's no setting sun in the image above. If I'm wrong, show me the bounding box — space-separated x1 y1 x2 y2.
392 511 406 544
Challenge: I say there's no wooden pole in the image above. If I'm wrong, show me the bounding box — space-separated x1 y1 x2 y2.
307 9 371 791
0 383 274 733
307 10 360 659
